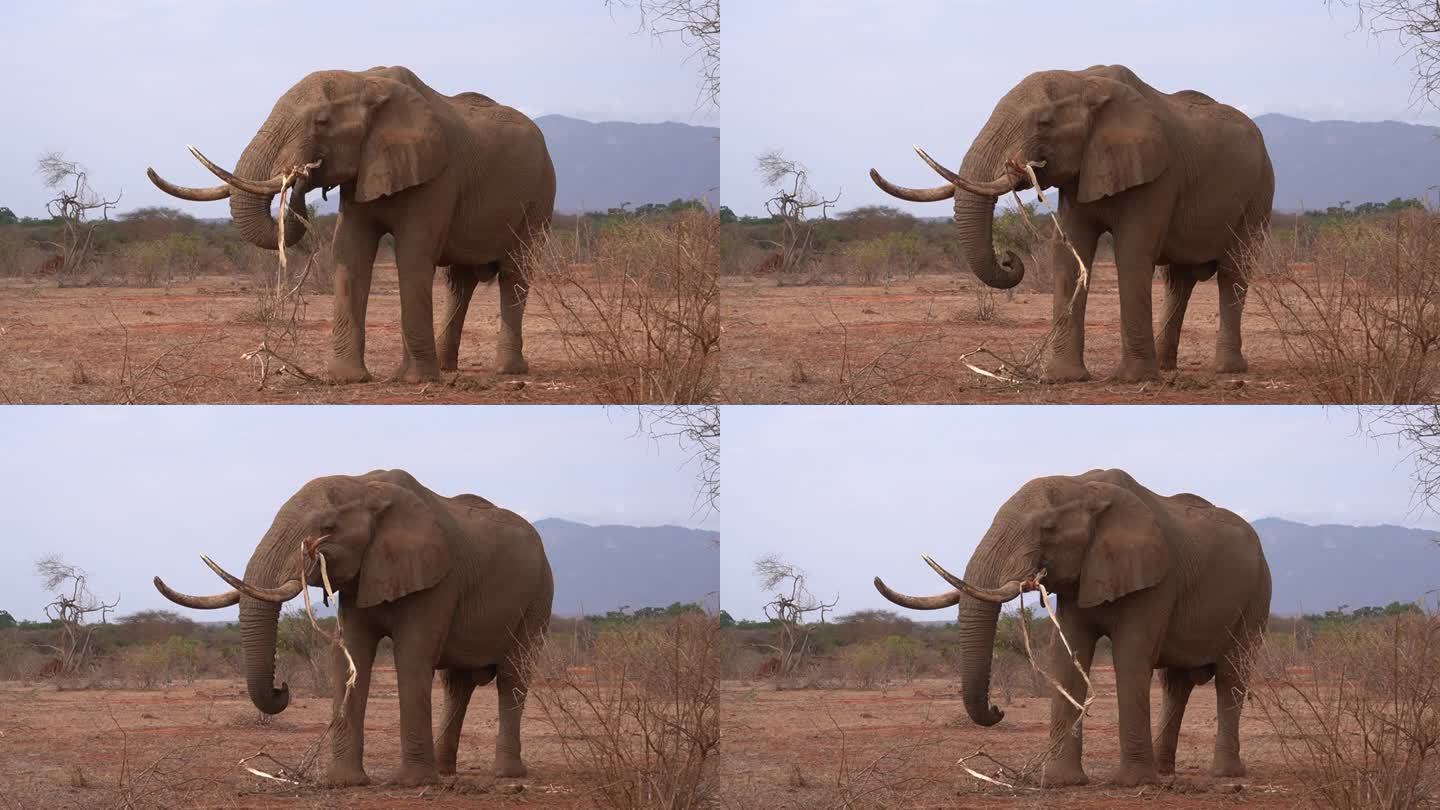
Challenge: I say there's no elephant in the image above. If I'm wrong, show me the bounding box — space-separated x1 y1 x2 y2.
147 65 556 383
153 469 554 786
870 64 1274 382
873 468 1271 787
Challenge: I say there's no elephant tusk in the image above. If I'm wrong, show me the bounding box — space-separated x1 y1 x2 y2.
146 168 232 202
200 554 303 603
872 576 963 610
187 145 287 195
921 554 1037 603
869 168 955 203
152 576 240 609
913 145 1019 196
912 145 965 186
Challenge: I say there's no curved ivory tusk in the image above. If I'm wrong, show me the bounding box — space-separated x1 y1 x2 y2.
913 145 1019 196
921 554 1029 603
187 146 286 195
872 576 963 610
152 576 240 609
912 145 964 185
146 168 231 202
869 169 955 203
200 555 303 603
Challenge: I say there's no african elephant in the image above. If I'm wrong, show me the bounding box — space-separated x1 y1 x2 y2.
154 469 554 786
148 65 556 383
873 469 1271 786
870 65 1274 382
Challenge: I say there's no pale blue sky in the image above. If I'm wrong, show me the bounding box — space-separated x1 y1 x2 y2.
721 405 1435 619
0 0 715 218
0 406 713 621
724 0 1439 215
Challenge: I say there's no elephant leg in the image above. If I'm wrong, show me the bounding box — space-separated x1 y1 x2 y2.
1041 613 1097 787
1212 654 1251 777
1154 667 1197 775
1110 635 1160 786
1214 262 1248 374
326 623 379 786
495 256 529 375
1110 227 1163 383
494 668 530 778
1045 219 1101 383
435 669 477 776
391 238 442 383
392 636 441 786
437 264 489 373
1156 266 1201 371
328 215 381 384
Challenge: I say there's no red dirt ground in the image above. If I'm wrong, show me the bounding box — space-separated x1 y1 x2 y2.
720 268 1320 404
719 674 1304 809
0 671 585 809
0 268 599 404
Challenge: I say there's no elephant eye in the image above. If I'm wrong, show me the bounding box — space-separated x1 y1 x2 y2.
314 112 331 128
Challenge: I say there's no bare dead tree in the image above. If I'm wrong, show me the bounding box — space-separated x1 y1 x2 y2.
756 151 842 275
1365 405 1440 533
34 554 120 675
35 153 121 277
1330 1 1440 109
754 554 838 676
606 0 719 109
629 404 720 520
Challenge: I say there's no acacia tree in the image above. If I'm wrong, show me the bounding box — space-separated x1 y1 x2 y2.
34 554 119 675
35 153 121 277
754 554 838 676
756 151 841 275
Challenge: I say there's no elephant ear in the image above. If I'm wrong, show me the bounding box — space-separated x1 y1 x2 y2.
1077 77 1169 203
356 481 450 609
1076 481 1169 608
355 77 449 203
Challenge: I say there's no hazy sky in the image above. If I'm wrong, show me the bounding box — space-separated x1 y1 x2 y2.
724 0 1439 215
0 0 715 218
1 406 713 621
721 405 1435 619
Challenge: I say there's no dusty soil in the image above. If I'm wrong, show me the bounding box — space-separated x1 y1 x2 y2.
720 269 1319 404
0 269 601 404
0 671 585 809
718 674 1303 809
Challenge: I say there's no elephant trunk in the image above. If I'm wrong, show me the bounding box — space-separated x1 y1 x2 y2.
238 519 306 715
953 102 1026 289
956 533 1026 727
230 113 308 251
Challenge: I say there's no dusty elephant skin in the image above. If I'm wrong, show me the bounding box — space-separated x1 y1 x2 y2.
148 65 557 384
871 64 1274 383
874 468 1272 787
153 469 554 787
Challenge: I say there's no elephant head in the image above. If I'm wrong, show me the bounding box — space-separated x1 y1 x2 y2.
153 475 451 714
869 67 1170 288
147 67 449 250
872 475 1169 726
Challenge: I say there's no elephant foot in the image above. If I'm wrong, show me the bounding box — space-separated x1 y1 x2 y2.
494 756 528 779
1215 352 1248 374
1043 359 1091 383
436 753 458 777
392 763 441 786
1211 756 1246 778
324 763 371 787
497 354 529 376
328 360 372 384
1111 762 1159 787
1156 755 1177 776
1041 761 1089 787
1110 358 1161 383
1157 347 1179 371
389 363 440 384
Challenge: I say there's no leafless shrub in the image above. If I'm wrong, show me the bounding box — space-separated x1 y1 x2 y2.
105 709 223 808
756 152 841 276
754 555 838 677
972 289 997 321
1245 612 1440 809
34 152 120 280
1248 212 1440 403
33 554 118 676
526 614 720 809
828 717 944 807
524 210 719 403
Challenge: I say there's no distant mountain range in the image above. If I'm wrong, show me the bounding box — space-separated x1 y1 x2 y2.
1254 113 1440 211
535 518 719 616
1254 518 1438 614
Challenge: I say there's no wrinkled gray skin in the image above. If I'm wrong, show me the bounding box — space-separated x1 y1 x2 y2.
874 469 1271 786
149 66 556 383
154 469 554 786
871 65 1274 382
